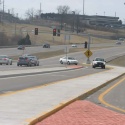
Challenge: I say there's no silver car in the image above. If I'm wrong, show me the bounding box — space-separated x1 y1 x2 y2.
28 56 39 66
0 55 12 65
59 57 78 65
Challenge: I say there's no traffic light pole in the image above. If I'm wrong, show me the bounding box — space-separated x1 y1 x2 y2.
64 23 67 68
86 35 91 64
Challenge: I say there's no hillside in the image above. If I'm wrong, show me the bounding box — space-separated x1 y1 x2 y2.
0 22 120 46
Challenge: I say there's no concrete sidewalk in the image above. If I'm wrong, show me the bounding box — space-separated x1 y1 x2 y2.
0 65 124 125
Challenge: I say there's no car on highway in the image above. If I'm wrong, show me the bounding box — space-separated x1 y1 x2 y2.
116 41 121 45
116 38 125 45
28 56 39 66
71 44 77 47
22 54 32 57
119 38 124 42
92 57 106 69
59 56 78 65
17 45 25 50
43 43 50 48
0 55 12 65
17 56 32 66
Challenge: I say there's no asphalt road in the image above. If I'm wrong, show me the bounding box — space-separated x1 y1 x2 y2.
1 45 125 70
0 66 107 94
86 75 125 114
0 42 124 56
0 44 125 113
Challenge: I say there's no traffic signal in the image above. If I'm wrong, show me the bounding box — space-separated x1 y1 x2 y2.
84 41 88 48
53 28 56 36
57 29 60 36
35 28 38 35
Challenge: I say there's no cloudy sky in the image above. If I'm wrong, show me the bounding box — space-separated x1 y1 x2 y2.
4 0 125 22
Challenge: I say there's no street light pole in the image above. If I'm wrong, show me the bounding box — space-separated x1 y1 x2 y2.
72 11 75 32
64 23 67 68
83 0 85 15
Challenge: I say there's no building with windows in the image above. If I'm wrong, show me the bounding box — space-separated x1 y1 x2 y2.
81 15 121 27
41 13 121 27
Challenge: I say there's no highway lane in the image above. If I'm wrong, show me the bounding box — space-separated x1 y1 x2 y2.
0 42 124 56
0 45 125 70
86 75 125 114
0 45 66 56
0 45 125 113
20 46 125 67
0 66 108 94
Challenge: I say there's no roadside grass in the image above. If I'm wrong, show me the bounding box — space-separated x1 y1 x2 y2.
11 46 111 60
12 46 125 68
11 48 84 60
2 22 122 64
108 56 125 67
1 23 117 45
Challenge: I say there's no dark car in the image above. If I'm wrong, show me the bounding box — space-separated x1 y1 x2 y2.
28 56 39 66
17 45 25 50
17 56 32 66
43 44 50 48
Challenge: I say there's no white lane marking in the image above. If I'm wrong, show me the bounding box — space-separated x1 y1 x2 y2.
0 67 87 80
50 74 71 77
1 91 14 94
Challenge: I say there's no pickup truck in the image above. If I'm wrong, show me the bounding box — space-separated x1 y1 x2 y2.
92 57 106 69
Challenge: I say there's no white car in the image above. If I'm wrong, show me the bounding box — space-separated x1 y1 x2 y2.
71 44 77 47
22 54 32 57
0 55 12 65
116 41 121 45
92 57 106 69
59 57 78 65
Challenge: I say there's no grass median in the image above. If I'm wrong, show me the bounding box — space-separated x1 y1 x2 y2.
11 46 112 61
11 46 125 67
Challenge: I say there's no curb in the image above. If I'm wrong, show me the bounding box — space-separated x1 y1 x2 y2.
28 68 125 125
0 66 84 78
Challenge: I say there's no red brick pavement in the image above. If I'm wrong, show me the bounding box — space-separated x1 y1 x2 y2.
67 65 83 69
36 100 125 125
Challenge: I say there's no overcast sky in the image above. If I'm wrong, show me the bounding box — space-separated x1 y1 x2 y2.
4 0 125 22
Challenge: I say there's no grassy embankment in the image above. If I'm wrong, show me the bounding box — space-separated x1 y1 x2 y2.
2 22 124 65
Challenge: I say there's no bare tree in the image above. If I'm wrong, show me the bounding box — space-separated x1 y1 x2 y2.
10 8 15 16
57 5 70 14
25 8 36 20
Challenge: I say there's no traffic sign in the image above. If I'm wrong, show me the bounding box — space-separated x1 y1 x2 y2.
84 50 93 58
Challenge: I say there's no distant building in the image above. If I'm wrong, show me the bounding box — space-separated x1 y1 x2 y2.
81 15 121 26
41 13 121 27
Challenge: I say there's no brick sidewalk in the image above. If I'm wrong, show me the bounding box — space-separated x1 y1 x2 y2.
67 65 83 69
36 100 125 125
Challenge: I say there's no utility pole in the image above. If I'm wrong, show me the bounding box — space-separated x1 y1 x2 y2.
1 0 4 26
83 0 85 15
40 3 41 13
115 12 116 17
72 11 75 32
39 2 42 17
0 0 1 9
76 15 79 34
3 0 4 19
0 0 2 22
